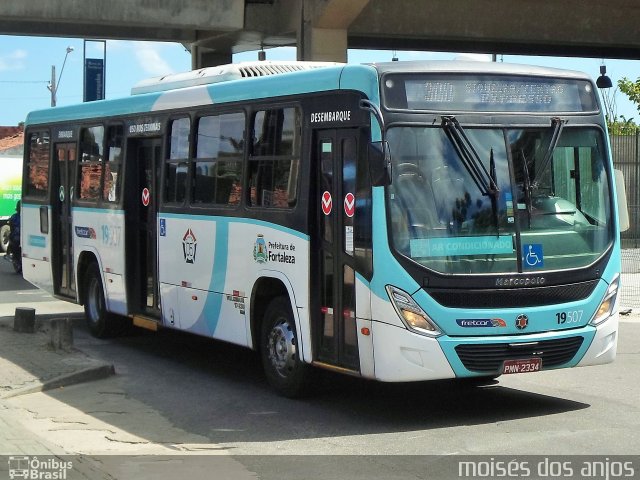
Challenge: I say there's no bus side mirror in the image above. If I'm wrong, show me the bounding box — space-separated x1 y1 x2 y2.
614 169 630 232
369 141 391 187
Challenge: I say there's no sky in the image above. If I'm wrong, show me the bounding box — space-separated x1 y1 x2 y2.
1 34 639 126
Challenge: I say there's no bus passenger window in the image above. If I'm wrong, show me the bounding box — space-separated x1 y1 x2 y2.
25 132 50 198
78 125 104 201
165 118 190 204
194 112 244 206
249 107 300 208
103 125 123 203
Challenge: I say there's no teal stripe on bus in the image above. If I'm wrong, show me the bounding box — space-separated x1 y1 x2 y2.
204 221 229 335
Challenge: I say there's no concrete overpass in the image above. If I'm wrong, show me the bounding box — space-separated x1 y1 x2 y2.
1 0 640 68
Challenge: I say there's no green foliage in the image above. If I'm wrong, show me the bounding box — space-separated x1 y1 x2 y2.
619 77 640 108
608 115 637 135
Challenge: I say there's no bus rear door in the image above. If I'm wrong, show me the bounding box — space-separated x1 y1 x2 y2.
51 141 77 298
313 129 361 372
124 137 162 319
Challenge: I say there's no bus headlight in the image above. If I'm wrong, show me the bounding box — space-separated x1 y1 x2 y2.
590 275 620 326
386 285 441 337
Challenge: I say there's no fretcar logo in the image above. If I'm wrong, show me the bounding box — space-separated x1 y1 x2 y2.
456 318 507 328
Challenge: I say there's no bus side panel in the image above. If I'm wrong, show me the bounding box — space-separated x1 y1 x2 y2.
355 275 375 379
227 222 310 360
73 208 127 315
21 203 54 295
157 215 311 353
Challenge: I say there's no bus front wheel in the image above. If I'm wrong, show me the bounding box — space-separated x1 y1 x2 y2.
260 296 309 398
84 263 120 338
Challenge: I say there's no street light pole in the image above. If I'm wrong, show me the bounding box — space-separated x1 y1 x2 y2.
48 46 74 107
49 65 57 107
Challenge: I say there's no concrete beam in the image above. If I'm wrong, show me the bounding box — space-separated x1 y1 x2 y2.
349 0 640 59
0 0 244 41
191 46 233 69
312 0 371 29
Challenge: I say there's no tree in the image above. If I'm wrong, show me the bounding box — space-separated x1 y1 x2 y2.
603 78 638 134
618 77 640 108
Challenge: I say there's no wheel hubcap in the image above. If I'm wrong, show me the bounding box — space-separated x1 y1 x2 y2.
267 318 296 378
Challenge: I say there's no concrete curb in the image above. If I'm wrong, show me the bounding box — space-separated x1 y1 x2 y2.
1 363 116 399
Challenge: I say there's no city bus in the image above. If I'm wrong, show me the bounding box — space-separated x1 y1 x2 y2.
21 60 628 396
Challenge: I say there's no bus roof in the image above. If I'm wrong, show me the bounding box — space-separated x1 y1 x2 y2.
24 60 594 127
25 62 378 127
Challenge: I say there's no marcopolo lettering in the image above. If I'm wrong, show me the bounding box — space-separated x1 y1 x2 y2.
310 110 352 124
495 277 546 287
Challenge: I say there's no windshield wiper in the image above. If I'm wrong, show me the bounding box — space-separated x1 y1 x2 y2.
532 117 566 188
442 116 501 235
520 148 533 228
441 116 499 199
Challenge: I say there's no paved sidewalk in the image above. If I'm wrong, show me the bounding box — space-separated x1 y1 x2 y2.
0 311 115 455
0 314 114 400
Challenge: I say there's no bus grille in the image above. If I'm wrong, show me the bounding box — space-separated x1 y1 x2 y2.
454 337 584 373
427 280 598 308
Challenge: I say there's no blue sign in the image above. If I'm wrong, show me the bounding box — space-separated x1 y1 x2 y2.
84 58 104 102
523 243 544 269
159 218 166 237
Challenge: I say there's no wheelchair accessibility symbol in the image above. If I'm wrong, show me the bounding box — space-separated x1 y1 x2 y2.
523 244 544 269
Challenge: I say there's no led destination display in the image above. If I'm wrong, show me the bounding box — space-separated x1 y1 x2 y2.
383 74 598 113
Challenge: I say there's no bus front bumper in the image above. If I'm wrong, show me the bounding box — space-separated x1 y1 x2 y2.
371 314 618 382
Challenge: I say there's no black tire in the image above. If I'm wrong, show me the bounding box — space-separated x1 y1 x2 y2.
0 224 10 253
84 263 122 338
260 296 309 398
12 255 21 275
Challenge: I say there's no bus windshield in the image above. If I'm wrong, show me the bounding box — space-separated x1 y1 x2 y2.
387 125 613 274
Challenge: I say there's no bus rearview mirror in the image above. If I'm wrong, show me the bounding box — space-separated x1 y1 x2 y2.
369 141 391 187
614 169 630 232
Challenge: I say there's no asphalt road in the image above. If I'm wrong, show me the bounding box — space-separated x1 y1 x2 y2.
1 257 639 479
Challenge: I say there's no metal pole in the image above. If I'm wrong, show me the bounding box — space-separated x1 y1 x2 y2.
50 65 57 107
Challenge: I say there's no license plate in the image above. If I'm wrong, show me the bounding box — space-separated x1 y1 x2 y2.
502 357 542 374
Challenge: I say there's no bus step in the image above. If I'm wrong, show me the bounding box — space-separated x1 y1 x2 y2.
311 361 360 377
132 315 160 331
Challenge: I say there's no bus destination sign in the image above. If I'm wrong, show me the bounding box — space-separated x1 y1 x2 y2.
383 74 598 113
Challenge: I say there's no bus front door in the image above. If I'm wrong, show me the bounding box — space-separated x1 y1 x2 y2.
125 137 162 318
52 142 77 298
314 129 360 372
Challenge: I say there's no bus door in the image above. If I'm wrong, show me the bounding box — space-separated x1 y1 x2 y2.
52 142 77 298
314 129 360 372
125 137 162 318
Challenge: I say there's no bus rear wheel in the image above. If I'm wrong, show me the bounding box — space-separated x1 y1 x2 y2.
0 224 10 252
260 296 309 398
84 263 121 338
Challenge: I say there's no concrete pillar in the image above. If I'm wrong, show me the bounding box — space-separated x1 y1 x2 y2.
191 46 233 69
14 307 36 333
298 27 348 62
49 318 74 351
